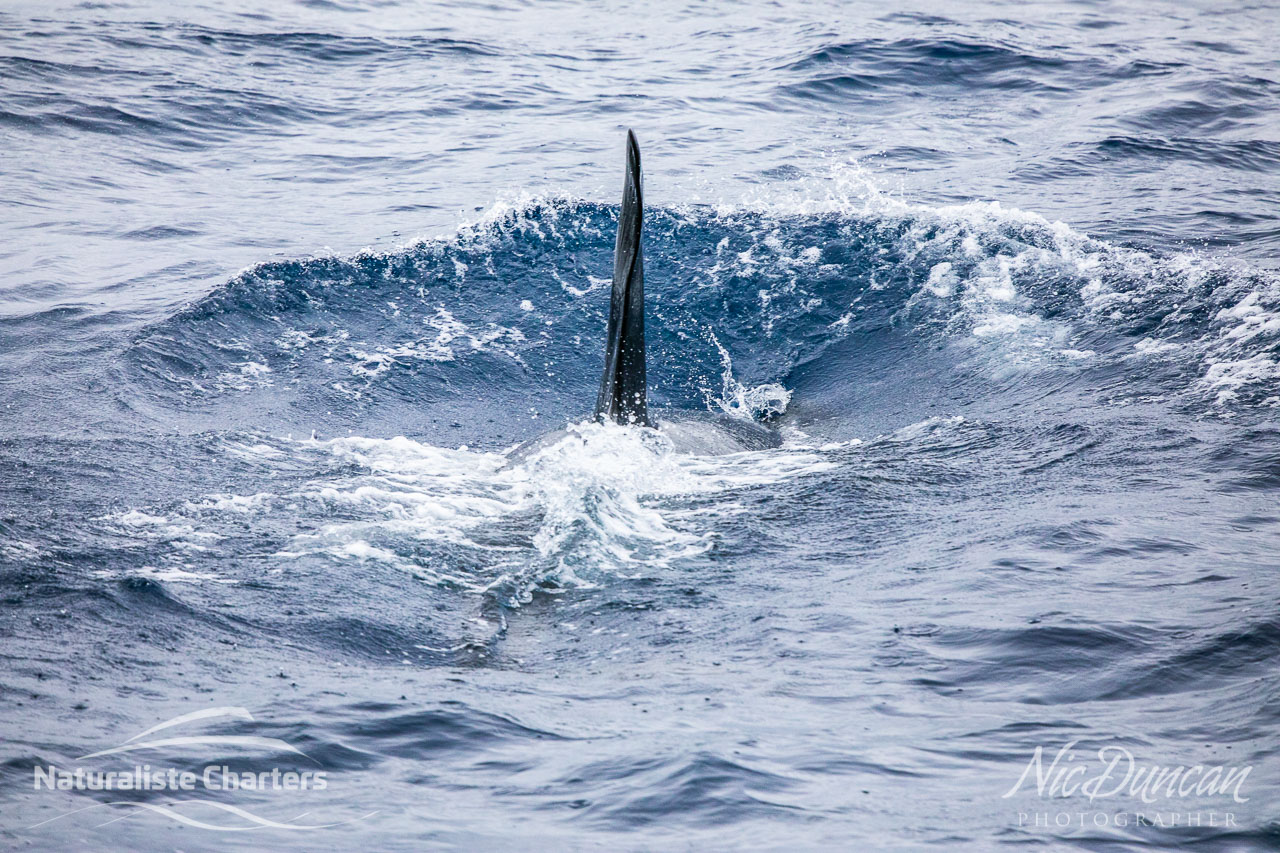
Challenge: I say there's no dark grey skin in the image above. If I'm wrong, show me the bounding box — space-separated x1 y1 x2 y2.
508 130 782 464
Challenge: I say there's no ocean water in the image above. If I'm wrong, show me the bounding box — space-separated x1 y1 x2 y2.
2 0 1279 848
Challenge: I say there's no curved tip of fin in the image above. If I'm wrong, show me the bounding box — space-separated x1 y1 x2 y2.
594 130 649 426
626 127 640 174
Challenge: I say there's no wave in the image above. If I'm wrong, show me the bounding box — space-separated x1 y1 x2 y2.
776 36 1195 101
126 176 1280 417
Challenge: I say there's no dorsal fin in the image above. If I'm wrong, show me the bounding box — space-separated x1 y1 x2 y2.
594 129 649 425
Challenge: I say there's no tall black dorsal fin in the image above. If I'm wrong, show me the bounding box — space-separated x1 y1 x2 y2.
594 129 649 425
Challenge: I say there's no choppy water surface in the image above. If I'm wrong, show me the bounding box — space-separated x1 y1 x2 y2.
2 0 1279 848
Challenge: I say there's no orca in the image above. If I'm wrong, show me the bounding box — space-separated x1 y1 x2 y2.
509 130 782 462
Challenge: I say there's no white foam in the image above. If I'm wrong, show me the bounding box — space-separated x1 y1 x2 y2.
213 360 273 392
925 262 958 298
1132 338 1182 357
888 415 966 442
94 566 234 584
153 423 841 603
1218 291 1280 343
107 510 215 545
342 308 527 378
706 333 792 420
1203 355 1280 404
184 493 274 514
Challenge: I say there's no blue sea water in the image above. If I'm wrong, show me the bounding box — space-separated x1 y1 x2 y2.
2 0 1280 848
